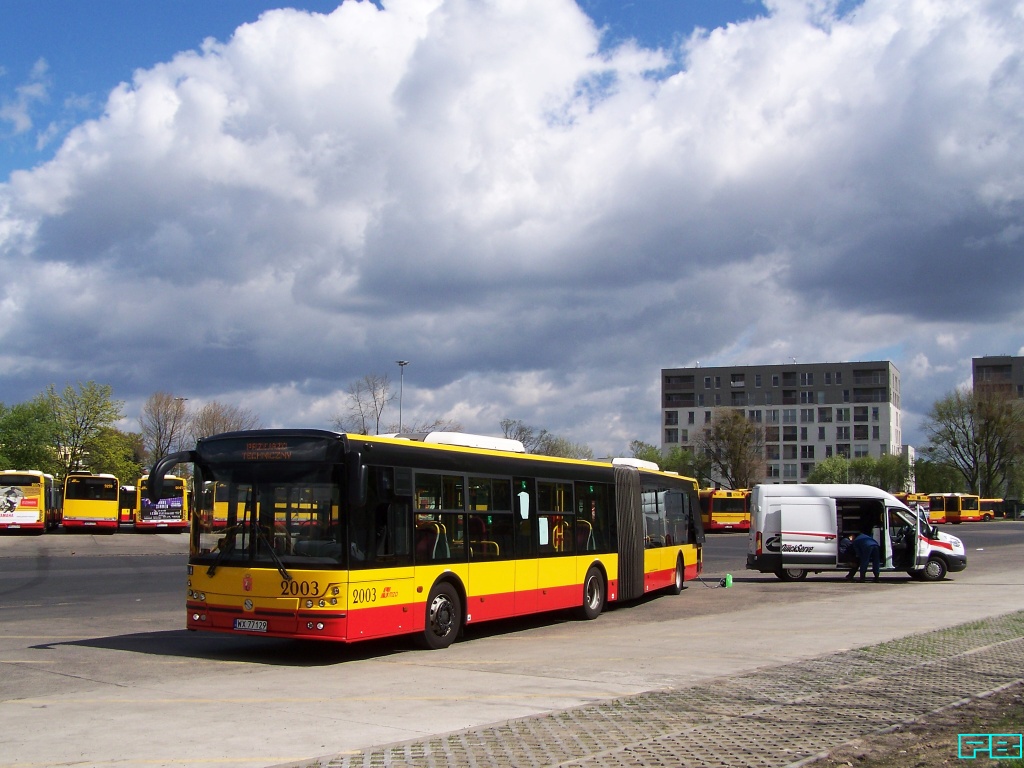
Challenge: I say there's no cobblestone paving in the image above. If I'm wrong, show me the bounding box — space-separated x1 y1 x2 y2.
296 611 1024 768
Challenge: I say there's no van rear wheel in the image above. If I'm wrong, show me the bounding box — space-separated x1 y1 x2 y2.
775 568 807 581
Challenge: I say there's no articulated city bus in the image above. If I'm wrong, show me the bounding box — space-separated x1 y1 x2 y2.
928 493 981 524
148 430 705 648
0 470 60 532
698 488 750 532
62 472 120 532
136 475 190 532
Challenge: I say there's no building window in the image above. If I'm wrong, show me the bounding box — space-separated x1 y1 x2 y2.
681 429 689 442
872 425 880 440
854 425 869 441
714 394 721 406
835 372 843 384
800 408 815 423
836 408 850 422
665 428 679 443
854 444 870 458
749 410 763 422
688 411 695 424
818 427 826 440
765 426 780 442
783 464 797 479
837 444 851 458
665 411 679 425
800 391 815 404
843 389 850 402
755 374 762 387
801 445 815 459
765 392 774 405
800 372 814 386
825 445 834 458
818 407 832 423
801 462 815 478
697 394 705 406
766 445 780 460
783 409 797 423
772 374 780 387
714 376 721 388
783 445 797 460
825 372 832 385
731 373 745 387
836 426 851 440
767 409 779 423
767 464 780 478
872 407 880 421
704 376 711 389
783 426 797 441
800 427 808 441
854 406 869 422
705 411 712 424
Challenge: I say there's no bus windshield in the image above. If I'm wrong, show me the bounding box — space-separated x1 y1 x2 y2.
193 468 342 569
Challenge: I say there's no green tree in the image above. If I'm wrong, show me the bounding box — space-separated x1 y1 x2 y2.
807 455 850 484
913 456 966 494
45 381 124 478
86 427 144 483
0 398 59 473
628 441 710 482
695 410 765 489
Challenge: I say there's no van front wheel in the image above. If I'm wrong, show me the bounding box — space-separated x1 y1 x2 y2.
776 568 807 581
921 557 947 582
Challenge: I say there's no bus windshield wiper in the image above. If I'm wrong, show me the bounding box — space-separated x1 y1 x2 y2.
206 536 235 577
255 523 293 582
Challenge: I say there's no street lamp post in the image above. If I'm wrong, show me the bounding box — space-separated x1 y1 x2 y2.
396 360 409 433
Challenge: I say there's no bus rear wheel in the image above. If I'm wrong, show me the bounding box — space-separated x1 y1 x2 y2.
420 582 461 650
668 556 685 595
579 567 605 620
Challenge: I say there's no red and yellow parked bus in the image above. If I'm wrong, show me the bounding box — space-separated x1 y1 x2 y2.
979 498 1004 521
148 430 705 648
698 488 750 532
119 485 137 526
62 472 120 532
135 475 190 532
0 470 60 532
895 493 930 518
928 493 981 524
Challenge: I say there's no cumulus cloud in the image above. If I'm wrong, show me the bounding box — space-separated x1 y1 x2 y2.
1 0 1023 454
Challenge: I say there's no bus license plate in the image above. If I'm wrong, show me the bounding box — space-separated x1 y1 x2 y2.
233 619 267 632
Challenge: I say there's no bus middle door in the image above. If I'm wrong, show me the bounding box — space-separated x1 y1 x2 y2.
512 478 538 615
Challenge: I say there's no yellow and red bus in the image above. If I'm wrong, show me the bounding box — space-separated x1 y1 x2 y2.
135 475 190 532
928 493 981 524
62 472 120 532
698 488 750 532
119 485 137 526
0 470 60 533
979 498 1004 521
148 429 705 648
895 493 930 518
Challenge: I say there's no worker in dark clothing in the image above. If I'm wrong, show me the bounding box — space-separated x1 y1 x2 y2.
838 533 858 580
851 532 881 582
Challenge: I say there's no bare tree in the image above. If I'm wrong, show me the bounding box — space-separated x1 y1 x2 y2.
190 401 262 441
332 374 395 435
139 392 191 468
924 388 1024 497
696 410 766 489
499 418 550 453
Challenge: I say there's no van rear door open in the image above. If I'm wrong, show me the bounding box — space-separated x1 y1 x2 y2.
765 497 837 575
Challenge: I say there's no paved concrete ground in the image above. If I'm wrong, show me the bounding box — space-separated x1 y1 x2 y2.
3 528 1022 768
287 610 1024 768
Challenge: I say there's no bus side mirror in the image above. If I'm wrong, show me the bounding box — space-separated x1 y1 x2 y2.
147 451 196 502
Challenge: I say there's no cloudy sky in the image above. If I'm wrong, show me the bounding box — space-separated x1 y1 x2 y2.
1 0 1022 457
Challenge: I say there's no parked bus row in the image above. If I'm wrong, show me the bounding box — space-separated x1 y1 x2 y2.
0 470 191 533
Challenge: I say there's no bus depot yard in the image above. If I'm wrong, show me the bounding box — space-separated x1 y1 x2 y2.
1 520 1022 768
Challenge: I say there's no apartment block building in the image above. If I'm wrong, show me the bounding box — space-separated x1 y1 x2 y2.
973 355 1024 399
661 361 902 484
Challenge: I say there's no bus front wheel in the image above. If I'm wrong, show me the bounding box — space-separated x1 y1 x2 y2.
420 582 461 650
579 567 605 620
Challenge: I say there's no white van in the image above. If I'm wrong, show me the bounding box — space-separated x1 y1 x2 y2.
747 484 967 581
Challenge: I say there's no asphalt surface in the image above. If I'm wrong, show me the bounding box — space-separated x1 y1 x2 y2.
1 523 1022 768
